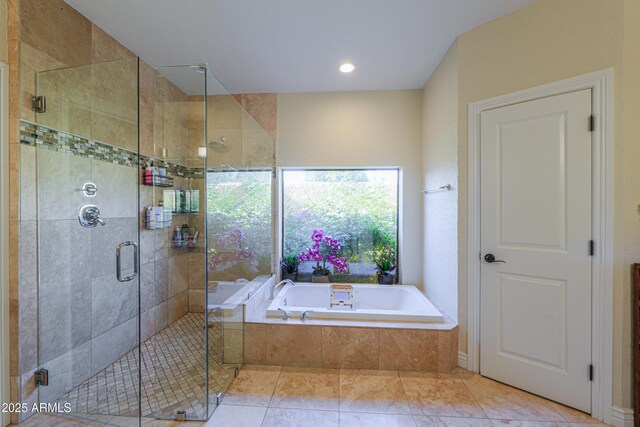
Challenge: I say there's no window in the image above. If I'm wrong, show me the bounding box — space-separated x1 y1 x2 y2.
207 170 273 281
282 169 399 283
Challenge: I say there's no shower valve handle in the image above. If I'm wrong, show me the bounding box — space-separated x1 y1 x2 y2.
79 204 106 228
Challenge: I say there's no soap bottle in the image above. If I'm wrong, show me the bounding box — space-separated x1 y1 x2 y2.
146 205 153 229
162 200 172 226
153 204 163 228
181 224 190 244
178 187 186 213
173 226 182 247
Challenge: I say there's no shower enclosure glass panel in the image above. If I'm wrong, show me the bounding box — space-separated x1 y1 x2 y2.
31 57 141 425
204 73 276 404
27 59 275 425
143 65 210 421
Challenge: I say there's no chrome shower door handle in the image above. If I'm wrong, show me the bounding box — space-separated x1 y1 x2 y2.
116 241 138 282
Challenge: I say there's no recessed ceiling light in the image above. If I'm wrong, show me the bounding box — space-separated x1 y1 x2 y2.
339 63 356 73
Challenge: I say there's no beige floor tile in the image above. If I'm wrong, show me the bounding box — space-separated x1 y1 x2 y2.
222 365 281 407
400 373 485 418
261 407 339 427
452 367 476 380
545 401 603 424
415 415 494 426
340 412 416 427
462 375 564 422
106 416 139 427
139 419 203 427
68 413 115 424
490 420 573 426
270 367 340 411
399 371 461 380
339 370 411 414
204 404 266 427
18 413 103 426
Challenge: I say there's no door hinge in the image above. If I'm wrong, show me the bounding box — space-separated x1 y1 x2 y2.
589 114 595 132
589 240 595 256
32 96 46 113
589 364 594 381
34 368 49 387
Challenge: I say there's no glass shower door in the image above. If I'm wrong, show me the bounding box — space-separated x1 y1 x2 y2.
28 57 142 425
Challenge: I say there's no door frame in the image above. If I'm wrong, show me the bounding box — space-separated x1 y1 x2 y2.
0 61 10 427
466 69 614 423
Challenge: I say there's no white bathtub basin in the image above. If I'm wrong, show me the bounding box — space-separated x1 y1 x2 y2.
267 283 444 323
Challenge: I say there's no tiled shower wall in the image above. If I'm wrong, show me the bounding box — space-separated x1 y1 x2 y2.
18 140 140 405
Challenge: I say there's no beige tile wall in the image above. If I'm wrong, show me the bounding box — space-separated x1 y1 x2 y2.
1 0 7 64
8 0 23 422
244 323 458 372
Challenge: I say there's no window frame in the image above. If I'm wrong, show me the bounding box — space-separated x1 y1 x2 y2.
278 166 402 284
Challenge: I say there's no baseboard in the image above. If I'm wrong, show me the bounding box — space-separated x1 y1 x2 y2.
611 406 634 427
458 351 468 369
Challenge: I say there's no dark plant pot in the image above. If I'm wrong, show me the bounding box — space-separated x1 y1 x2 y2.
312 275 330 283
378 274 395 285
282 272 298 282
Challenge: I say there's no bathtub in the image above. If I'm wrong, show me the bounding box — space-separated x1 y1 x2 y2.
267 283 444 323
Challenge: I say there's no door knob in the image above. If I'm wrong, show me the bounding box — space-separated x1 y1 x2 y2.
484 253 506 264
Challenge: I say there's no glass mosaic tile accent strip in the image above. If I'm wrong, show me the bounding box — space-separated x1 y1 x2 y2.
19 120 204 179
55 312 238 421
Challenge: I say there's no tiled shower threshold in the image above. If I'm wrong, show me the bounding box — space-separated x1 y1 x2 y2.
54 312 239 423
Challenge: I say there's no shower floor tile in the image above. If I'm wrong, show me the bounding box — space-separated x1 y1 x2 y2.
55 312 240 421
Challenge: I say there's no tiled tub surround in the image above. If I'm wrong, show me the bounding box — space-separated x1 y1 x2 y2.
243 281 458 372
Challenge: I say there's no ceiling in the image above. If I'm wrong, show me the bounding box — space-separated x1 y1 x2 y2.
64 0 535 94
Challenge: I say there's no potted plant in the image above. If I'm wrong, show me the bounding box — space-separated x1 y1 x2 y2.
280 254 300 282
299 229 348 283
375 258 397 285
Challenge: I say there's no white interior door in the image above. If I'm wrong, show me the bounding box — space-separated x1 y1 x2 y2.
479 89 592 412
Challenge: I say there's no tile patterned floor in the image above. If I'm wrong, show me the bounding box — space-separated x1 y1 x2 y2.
54 312 239 422
21 365 609 426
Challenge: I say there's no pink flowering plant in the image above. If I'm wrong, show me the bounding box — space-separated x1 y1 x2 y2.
298 229 348 276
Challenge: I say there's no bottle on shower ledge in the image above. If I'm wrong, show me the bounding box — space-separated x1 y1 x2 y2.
181 224 190 242
173 226 182 247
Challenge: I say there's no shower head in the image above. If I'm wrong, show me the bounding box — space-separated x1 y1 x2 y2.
209 136 228 152
220 164 237 171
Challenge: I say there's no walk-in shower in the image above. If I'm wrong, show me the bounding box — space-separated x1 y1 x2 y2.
17 56 275 425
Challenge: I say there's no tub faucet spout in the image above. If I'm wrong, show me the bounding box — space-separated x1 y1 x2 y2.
277 308 290 320
270 279 294 300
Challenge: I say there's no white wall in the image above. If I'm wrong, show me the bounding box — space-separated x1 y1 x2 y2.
421 42 459 320
277 90 424 288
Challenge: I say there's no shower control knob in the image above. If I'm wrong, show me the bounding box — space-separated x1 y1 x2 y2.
79 204 106 228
